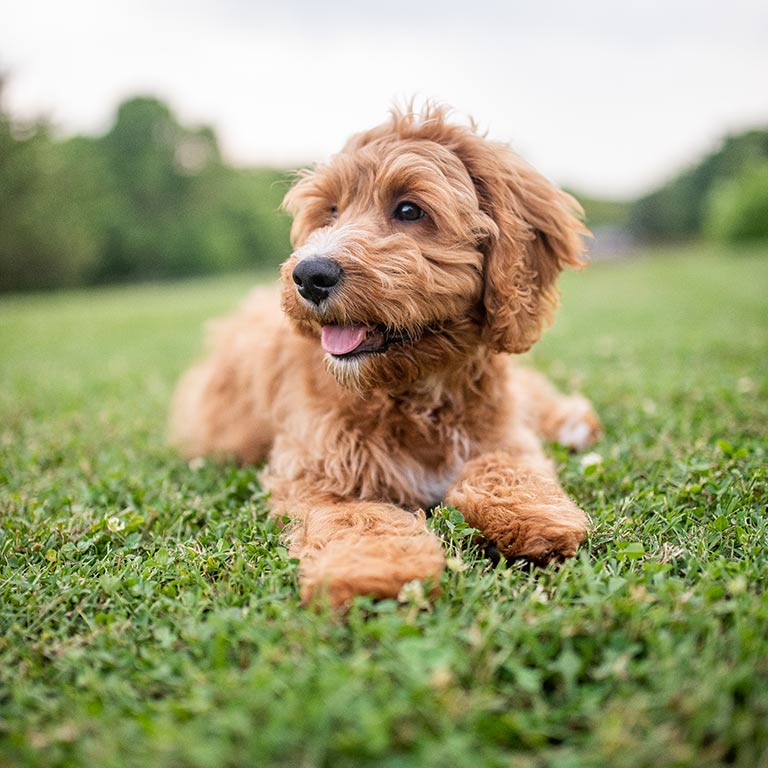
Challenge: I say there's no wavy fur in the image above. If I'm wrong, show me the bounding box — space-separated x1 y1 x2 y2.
171 105 601 607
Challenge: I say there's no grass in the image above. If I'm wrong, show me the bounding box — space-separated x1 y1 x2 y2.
1 243 767 767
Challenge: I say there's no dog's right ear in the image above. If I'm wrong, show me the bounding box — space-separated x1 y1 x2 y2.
454 135 589 354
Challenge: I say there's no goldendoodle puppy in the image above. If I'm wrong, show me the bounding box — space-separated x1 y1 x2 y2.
171 104 601 607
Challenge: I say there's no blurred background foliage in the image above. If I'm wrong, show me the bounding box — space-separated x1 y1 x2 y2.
0 88 293 292
1 80 766 292
628 129 768 242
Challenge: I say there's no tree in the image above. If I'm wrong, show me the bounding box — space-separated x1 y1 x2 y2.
0 87 292 292
629 129 768 241
705 161 768 243
0 80 102 290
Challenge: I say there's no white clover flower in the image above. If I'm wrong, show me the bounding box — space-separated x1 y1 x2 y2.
532 585 550 604
106 516 125 533
397 579 426 605
445 556 469 573
579 451 604 469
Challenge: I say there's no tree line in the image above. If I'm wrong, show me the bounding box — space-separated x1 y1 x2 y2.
0 90 292 292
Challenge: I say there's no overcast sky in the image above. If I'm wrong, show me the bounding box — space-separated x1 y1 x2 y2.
1 0 766 198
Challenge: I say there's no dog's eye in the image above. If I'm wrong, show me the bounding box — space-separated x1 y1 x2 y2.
330 206 338 218
394 201 425 222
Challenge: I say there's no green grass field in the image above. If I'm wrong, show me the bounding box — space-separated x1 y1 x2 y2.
1 244 767 767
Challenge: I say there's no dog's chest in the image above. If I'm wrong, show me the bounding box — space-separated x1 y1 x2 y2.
375 402 472 509
394 442 466 509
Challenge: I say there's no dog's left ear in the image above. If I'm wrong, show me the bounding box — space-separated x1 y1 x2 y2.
459 138 589 354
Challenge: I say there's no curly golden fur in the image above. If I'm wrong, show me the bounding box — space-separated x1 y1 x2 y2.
170 104 602 607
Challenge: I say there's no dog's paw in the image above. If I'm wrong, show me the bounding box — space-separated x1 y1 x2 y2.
554 397 602 451
499 513 588 564
298 532 445 609
445 465 588 565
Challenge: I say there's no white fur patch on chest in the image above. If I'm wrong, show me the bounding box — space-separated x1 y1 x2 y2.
405 463 460 509
396 428 470 508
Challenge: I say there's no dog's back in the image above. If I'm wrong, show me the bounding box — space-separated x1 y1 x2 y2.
170 285 288 463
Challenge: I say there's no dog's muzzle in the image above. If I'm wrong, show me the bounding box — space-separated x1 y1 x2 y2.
292 257 343 305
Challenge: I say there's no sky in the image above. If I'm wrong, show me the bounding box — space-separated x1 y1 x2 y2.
1 0 767 198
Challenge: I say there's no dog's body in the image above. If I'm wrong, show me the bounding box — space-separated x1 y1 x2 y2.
171 105 601 606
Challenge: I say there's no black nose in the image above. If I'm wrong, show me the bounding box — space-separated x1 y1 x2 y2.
292 257 343 305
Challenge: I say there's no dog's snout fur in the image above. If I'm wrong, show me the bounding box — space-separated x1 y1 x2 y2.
292 256 343 305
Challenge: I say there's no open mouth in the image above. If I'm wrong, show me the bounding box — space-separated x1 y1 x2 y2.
320 324 407 359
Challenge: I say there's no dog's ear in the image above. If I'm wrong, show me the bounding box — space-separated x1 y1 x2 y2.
458 138 589 354
281 169 318 248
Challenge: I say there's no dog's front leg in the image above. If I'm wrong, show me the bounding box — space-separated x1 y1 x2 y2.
271 488 445 608
444 431 588 563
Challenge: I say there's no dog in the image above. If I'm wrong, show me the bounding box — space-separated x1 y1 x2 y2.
170 104 601 607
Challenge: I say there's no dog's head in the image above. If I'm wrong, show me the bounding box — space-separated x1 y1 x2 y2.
280 104 587 391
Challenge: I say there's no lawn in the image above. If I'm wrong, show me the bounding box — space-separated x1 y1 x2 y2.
1 243 766 767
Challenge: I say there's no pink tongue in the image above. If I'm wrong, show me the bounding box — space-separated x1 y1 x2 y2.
321 325 367 355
